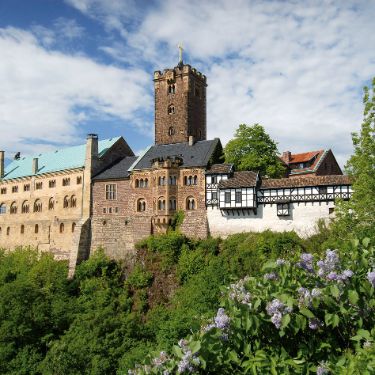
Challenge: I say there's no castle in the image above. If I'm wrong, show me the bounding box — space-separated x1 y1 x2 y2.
0 59 352 274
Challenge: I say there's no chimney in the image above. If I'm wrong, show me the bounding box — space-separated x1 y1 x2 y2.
32 158 39 174
188 135 194 146
85 133 99 174
281 151 292 163
0 151 4 179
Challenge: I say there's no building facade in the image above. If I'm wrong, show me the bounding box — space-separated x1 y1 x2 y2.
0 59 353 267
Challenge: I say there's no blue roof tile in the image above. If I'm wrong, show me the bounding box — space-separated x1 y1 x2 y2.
2 137 121 181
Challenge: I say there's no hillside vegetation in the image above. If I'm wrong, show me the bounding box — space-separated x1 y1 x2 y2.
0 230 333 374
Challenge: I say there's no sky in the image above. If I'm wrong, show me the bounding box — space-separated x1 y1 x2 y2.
0 0 374 167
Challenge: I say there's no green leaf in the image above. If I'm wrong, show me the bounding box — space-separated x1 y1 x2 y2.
281 313 291 329
363 238 371 248
348 290 359 305
330 284 340 298
189 340 201 354
299 308 315 319
332 314 340 328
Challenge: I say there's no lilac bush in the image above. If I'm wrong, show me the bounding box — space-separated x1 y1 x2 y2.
129 238 375 374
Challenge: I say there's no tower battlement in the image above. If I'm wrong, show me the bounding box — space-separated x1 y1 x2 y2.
154 64 207 84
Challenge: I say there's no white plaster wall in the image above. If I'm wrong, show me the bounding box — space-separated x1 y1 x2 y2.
207 201 335 238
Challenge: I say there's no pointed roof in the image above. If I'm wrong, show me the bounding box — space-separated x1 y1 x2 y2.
2 137 121 181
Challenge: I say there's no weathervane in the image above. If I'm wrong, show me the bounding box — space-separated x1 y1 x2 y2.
178 43 184 65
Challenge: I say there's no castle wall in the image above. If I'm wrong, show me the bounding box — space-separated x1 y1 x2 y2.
0 169 85 260
207 201 336 238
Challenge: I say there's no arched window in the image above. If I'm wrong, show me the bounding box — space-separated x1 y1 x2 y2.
6 227 10 235
10 202 17 214
34 224 38 234
158 197 166 210
158 176 166 186
193 175 198 185
0 203 6 215
33 199 42 212
168 104 175 114
48 198 54 210
135 179 139 188
71 195 77 208
72 222 76 232
137 198 146 212
22 201 29 214
168 127 175 136
186 196 196 210
20 225 24 234
139 179 144 188
63 196 69 208
144 178 148 187
188 176 193 185
60 223 64 233
169 197 177 211
168 84 175 94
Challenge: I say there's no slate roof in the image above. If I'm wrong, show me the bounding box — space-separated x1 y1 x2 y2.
2 137 121 181
132 139 220 170
261 175 351 189
218 171 258 188
93 156 138 181
206 163 233 174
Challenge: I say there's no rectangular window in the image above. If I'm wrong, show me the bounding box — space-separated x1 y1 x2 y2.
24 184 30 192
103 208 107 213
318 186 327 194
62 178 70 186
115 207 119 213
35 182 43 190
212 192 217 200
49 180 56 188
108 207 112 214
0 205 6 214
77 176 82 184
277 203 290 217
225 192 231 204
1 188 7 194
105 184 117 200
12 186 18 193
235 191 242 203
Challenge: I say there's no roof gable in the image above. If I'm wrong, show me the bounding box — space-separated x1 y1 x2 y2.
2 137 121 181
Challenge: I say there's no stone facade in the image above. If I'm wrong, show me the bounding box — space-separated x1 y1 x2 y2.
154 64 207 145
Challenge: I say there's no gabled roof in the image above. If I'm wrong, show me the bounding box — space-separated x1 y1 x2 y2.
261 175 351 189
93 156 138 181
289 150 323 164
2 137 121 181
218 171 258 188
132 139 221 170
206 163 233 175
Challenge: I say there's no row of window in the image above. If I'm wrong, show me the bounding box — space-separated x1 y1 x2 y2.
0 222 76 236
167 84 202 97
136 196 196 212
224 191 243 204
0 177 82 195
0 195 77 214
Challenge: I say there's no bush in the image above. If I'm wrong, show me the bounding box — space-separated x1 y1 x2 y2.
129 238 375 374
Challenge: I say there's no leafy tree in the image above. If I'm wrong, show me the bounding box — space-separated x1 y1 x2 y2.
224 123 286 177
335 78 375 238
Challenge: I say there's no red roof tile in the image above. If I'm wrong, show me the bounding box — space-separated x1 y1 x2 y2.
289 150 323 164
261 175 351 189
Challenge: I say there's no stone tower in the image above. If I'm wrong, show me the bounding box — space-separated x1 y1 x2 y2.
154 62 207 145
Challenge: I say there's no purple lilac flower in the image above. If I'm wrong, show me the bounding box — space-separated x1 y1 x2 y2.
298 287 312 307
297 253 314 273
163 371 170 375
176 341 201 374
309 318 323 330
326 272 339 281
266 299 292 329
264 272 278 281
316 363 329 375
228 278 252 306
367 271 375 287
339 269 354 281
311 288 322 297
276 258 288 266
214 308 230 329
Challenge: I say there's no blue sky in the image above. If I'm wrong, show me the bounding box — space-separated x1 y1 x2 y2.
0 0 374 167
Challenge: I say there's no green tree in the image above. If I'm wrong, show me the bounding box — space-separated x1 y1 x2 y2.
224 123 286 177
336 77 375 238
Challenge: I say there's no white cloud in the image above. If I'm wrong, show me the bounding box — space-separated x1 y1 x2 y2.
72 0 375 166
0 27 152 157
53 18 85 39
